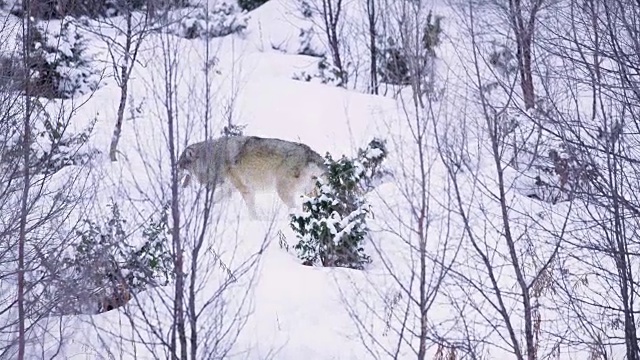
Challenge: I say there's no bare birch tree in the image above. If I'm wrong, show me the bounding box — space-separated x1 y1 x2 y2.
86 0 165 161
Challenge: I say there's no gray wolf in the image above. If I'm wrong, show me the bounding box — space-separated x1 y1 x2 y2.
178 135 327 218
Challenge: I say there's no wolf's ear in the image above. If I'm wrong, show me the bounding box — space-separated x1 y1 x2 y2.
185 147 196 160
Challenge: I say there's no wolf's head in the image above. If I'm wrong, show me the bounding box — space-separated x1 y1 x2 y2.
177 145 200 187
177 146 198 171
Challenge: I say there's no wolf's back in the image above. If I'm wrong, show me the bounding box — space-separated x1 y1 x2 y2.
234 136 326 169
182 135 326 189
227 136 324 187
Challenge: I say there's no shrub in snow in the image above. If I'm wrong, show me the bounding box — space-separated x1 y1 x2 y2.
513 111 597 205
59 203 174 314
378 11 442 86
356 138 391 192
237 0 269 11
292 0 322 57
292 57 344 87
488 41 518 79
0 53 25 92
28 20 100 99
168 4 249 39
482 56 598 205
297 26 324 57
523 148 596 204
8 0 143 19
290 139 388 269
296 0 313 18
221 123 246 136
378 39 410 85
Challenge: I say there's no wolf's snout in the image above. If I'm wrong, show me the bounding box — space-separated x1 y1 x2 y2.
177 157 191 170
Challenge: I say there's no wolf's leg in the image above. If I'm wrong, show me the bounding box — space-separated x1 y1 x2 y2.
210 182 233 204
276 179 298 209
219 183 234 199
241 191 259 219
227 172 259 219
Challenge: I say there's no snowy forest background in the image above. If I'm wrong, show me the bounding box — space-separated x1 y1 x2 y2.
0 0 638 358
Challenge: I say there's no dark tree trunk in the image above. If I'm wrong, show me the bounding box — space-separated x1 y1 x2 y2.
508 0 542 110
367 0 378 94
321 0 346 86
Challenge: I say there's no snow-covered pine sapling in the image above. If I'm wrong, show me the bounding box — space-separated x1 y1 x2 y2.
168 3 250 40
290 138 388 269
356 137 389 193
28 20 100 99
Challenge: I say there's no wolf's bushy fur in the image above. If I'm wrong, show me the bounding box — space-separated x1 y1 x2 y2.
178 136 327 218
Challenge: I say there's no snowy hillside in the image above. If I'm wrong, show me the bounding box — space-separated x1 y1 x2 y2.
0 0 639 359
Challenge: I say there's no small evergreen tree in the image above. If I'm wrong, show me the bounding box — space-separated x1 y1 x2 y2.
167 3 249 40
28 20 101 99
290 139 388 269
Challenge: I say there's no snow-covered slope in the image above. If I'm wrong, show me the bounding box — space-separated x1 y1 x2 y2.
1 0 615 358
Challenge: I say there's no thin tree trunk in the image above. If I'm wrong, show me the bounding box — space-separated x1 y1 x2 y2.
169 92 188 360
17 92 30 360
189 187 215 359
188 239 198 360
17 7 34 359
508 0 541 110
321 0 345 85
486 55 536 360
367 0 378 94
606 132 640 359
109 76 129 161
109 12 133 162
468 7 527 358
417 134 428 360
187 8 216 358
171 149 187 360
160 30 187 358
